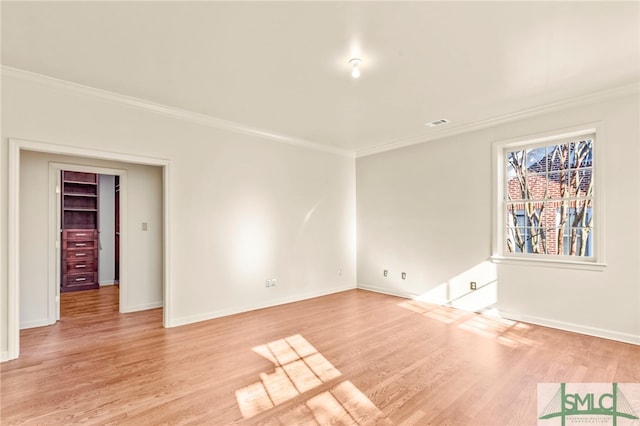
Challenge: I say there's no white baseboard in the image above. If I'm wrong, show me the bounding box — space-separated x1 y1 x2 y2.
20 319 52 330
0 351 9 362
357 283 640 346
356 283 421 299
169 284 356 328
122 301 163 313
498 311 640 346
99 281 115 286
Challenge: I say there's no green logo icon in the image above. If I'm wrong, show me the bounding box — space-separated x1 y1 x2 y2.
539 383 639 426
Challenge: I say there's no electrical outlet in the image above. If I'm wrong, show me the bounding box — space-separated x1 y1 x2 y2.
383 269 388 277
271 279 277 286
401 272 406 280
470 281 477 290
265 280 271 288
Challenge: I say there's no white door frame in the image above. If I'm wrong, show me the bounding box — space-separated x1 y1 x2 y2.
7 138 172 361
50 162 127 323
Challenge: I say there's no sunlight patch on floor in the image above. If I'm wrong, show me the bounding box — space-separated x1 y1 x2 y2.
425 306 469 324
458 313 538 348
398 299 538 348
393 261 540 348
236 334 387 424
397 300 469 324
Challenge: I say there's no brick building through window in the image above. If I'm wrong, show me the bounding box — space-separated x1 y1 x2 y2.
504 137 594 257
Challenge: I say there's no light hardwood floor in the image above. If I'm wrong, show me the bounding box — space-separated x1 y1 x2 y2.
1 286 638 425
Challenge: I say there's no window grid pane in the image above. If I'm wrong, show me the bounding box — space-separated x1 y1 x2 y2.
503 137 594 257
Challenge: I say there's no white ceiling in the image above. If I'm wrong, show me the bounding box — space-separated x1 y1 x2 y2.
2 1 638 155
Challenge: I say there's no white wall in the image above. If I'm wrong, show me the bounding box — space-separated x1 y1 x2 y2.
1 71 356 358
19 151 163 328
98 174 116 285
357 93 640 344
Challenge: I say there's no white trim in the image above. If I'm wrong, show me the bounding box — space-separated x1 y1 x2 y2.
118 172 129 312
162 164 172 327
7 140 20 360
14 138 170 167
498 310 640 346
49 162 127 317
357 285 639 345
0 352 8 363
170 285 355 328
4 66 635 161
99 281 115 286
48 164 61 323
357 83 638 158
491 123 605 268
1 66 354 159
490 256 606 271
123 301 163 313
6 138 171 362
20 319 50 330
356 283 421 300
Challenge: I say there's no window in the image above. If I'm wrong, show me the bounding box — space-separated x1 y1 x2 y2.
494 127 603 267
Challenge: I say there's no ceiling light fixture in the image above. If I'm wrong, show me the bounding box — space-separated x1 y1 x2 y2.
349 58 362 78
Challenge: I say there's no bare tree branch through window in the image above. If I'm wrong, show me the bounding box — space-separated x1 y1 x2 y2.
504 137 594 257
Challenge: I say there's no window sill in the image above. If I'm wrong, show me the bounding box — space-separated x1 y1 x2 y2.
490 255 606 271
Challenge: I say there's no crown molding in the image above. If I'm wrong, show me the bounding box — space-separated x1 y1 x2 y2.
1 65 355 158
3 65 636 160
356 82 639 158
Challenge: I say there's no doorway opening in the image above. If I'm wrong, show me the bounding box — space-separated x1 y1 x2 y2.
52 163 128 322
59 170 121 318
6 138 171 362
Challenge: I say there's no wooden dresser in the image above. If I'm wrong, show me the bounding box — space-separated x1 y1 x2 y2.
62 229 99 291
61 171 99 292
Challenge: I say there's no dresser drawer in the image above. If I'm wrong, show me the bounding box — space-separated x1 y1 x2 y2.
64 272 97 287
64 229 97 241
65 248 97 261
64 239 97 250
63 259 96 273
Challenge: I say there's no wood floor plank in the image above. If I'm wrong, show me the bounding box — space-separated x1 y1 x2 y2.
1 286 638 425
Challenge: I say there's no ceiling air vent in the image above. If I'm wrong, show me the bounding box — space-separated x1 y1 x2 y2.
425 118 450 128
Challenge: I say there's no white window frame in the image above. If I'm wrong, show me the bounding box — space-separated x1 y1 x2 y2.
492 123 606 270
